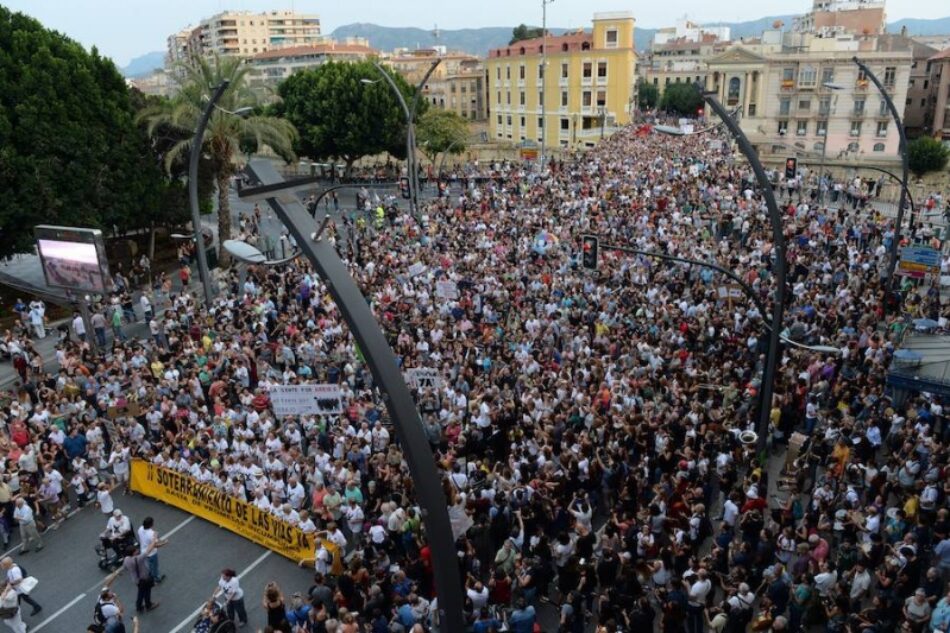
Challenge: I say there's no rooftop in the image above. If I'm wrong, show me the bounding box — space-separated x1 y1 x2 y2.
488 31 595 58
251 43 377 61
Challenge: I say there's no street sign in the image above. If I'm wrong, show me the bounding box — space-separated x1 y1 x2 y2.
899 245 941 278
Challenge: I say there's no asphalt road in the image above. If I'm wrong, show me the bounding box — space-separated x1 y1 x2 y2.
13 492 315 633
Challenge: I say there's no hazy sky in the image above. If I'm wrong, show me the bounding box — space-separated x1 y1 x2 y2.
4 0 948 66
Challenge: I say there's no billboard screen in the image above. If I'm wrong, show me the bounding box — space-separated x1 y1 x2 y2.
34 225 110 294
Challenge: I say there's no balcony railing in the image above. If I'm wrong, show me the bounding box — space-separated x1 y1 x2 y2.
855 79 870 91
781 79 796 90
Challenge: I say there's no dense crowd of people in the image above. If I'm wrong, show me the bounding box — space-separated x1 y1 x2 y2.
2 120 950 633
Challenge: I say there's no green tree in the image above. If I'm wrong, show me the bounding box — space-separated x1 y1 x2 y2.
908 136 950 177
276 60 420 173
659 82 704 116
416 110 469 165
0 7 172 257
139 55 297 266
638 80 659 110
510 24 544 45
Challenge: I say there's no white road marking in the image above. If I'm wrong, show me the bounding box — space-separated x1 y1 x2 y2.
31 593 86 632
162 514 197 539
168 551 272 633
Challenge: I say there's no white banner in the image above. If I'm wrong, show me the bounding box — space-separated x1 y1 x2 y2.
435 280 459 300
408 262 426 277
269 384 344 417
406 368 442 390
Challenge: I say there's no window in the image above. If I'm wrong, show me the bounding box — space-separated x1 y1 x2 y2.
561 91 568 107
857 68 868 82
537 117 543 130
779 99 791 116
582 91 592 107
506 66 511 79
883 66 896 87
818 96 831 116
879 99 888 116
748 104 756 116
853 99 865 115
778 120 788 134
583 62 592 79
728 77 740 103
605 29 618 47
798 99 811 111
519 65 525 80
782 68 795 81
596 90 606 107
519 92 525 106
799 66 817 87
538 91 543 107
876 121 888 137
909 79 916 87
816 120 827 136
821 67 834 85
560 118 569 130
597 62 607 78
497 91 501 104
923 79 929 89
653 77 658 86
796 120 808 136
665 77 671 86
873 142 885 152
561 63 569 79
921 98 927 107
506 115 512 126
496 67 501 80
520 116 526 128
506 92 511 104
539 64 544 79
850 120 862 136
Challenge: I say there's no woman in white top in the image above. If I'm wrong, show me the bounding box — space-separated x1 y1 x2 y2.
0 581 25 633
214 569 247 627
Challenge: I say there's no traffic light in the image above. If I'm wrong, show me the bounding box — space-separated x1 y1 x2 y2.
399 177 411 199
784 157 797 180
581 236 599 270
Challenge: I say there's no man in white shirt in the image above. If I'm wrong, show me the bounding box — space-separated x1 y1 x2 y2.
137 516 166 584
71 312 86 342
12 499 42 553
2 557 42 615
103 509 132 557
687 569 712 633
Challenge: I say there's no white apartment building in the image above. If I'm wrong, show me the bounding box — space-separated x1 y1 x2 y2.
166 10 321 65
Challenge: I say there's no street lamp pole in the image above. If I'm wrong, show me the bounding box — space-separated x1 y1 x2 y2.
853 56 910 292
540 0 553 168
371 60 441 219
698 85 788 458
189 80 229 306
240 159 466 633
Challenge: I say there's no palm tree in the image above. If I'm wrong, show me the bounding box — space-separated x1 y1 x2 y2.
138 55 297 267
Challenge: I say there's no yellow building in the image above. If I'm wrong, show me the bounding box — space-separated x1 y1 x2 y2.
486 12 637 149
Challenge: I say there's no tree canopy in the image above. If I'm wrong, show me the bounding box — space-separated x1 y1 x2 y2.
510 25 544 45
659 82 704 117
138 55 297 266
415 110 469 161
908 136 950 177
276 60 421 169
637 80 659 110
0 7 176 257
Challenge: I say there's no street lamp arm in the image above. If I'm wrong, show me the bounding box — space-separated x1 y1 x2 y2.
412 59 442 118
696 83 788 457
244 160 465 633
372 62 412 122
189 79 229 305
853 56 910 293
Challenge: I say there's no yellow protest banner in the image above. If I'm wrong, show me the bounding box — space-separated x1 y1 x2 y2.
129 459 342 573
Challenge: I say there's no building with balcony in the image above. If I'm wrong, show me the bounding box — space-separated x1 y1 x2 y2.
166 10 321 65
383 50 487 121
705 28 912 167
247 39 378 91
876 32 938 137
639 17 731 100
485 12 637 149
928 48 950 142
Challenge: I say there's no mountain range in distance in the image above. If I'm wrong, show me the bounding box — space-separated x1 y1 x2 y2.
121 15 950 78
